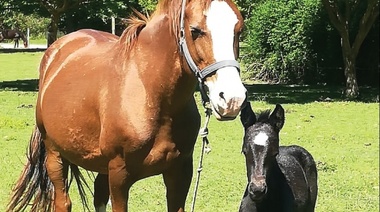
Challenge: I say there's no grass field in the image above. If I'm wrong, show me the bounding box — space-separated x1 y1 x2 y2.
0 52 379 211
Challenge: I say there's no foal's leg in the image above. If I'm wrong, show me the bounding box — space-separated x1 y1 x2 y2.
94 173 110 212
108 155 133 211
45 149 71 211
163 157 193 212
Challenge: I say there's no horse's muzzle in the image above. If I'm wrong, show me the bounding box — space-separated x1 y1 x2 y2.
210 89 247 121
248 177 267 201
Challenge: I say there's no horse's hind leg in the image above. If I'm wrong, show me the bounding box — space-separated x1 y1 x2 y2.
45 147 72 211
163 157 193 212
94 173 110 212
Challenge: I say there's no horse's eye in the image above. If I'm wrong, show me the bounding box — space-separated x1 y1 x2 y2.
241 147 247 155
190 26 204 40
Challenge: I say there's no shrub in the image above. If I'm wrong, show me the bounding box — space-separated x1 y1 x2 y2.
241 0 322 83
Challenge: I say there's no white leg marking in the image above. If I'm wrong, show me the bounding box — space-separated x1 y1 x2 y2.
96 204 107 212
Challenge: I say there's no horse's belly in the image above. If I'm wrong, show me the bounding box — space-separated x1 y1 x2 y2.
40 95 110 173
43 124 109 173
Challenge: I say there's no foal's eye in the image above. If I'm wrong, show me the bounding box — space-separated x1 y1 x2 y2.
190 26 204 40
241 147 247 155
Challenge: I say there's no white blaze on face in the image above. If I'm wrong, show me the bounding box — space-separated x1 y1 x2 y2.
205 1 246 119
206 1 237 61
253 132 269 146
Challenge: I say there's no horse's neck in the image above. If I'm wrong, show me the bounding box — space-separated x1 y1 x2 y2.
119 14 197 110
20 33 27 42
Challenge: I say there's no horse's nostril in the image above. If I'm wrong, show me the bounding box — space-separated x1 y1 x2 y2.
249 180 267 194
248 182 267 201
219 92 225 99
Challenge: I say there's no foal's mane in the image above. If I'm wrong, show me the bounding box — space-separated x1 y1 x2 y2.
119 0 213 50
255 110 272 123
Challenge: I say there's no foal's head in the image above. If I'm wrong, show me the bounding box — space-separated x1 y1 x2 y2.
181 0 246 120
240 102 285 201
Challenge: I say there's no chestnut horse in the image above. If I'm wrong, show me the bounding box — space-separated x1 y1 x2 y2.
7 0 246 211
0 29 28 48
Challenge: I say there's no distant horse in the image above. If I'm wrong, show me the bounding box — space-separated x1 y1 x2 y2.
0 29 28 48
239 102 318 212
7 0 246 211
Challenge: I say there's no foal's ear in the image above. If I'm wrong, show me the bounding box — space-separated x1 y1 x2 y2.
240 101 256 129
269 104 285 131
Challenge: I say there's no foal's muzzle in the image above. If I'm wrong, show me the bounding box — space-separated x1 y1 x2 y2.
248 177 267 201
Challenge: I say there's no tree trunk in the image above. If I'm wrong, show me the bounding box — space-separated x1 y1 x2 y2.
342 50 359 98
341 29 359 98
47 14 59 47
322 0 379 99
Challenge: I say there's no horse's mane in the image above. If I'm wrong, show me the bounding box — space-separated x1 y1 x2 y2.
119 9 149 50
119 0 213 51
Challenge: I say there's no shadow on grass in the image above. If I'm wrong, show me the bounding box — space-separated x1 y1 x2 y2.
244 83 379 104
0 79 39 91
1 79 378 103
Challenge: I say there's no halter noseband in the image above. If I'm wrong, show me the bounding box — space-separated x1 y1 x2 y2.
178 0 240 83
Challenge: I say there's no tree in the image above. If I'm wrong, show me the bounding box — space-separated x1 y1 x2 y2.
322 0 379 98
39 0 85 46
62 0 141 35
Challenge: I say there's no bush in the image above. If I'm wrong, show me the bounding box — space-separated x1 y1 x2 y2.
241 0 322 83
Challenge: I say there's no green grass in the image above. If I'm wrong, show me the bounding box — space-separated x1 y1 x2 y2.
29 38 47 45
0 52 43 81
0 52 379 211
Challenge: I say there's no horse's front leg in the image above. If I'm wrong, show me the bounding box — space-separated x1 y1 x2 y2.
14 39 18 48
108 155 132 212
163 157 193 212
94 173 110 212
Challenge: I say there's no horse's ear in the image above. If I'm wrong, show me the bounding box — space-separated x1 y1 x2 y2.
240 101 256 129
269 104 285 131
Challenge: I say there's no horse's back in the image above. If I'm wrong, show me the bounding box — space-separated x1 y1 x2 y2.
278 145 318 211
40 29 118 79
38 29 119 101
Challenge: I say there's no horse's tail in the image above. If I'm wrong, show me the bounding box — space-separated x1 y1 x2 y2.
7 126 93 211
7 126 54 212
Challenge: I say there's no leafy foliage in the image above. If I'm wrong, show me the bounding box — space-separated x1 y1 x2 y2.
241 0 322 83
1 12 50 38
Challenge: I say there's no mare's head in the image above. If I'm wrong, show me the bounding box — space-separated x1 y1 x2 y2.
240 102 285 201
20 32 28 48
178 0 246 120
